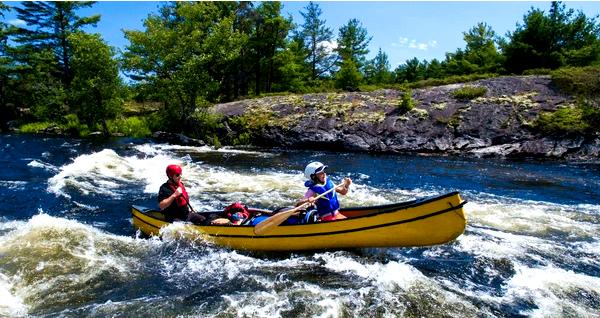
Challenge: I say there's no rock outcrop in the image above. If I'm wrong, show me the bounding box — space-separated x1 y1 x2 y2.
211 76 599 161
152 131 206 146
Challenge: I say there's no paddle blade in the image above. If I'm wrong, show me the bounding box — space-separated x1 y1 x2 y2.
253 207 298 235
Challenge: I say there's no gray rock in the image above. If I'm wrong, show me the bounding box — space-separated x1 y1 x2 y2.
520 139 556 157
470 143 521 157
152 131 205 146
209 76 598 161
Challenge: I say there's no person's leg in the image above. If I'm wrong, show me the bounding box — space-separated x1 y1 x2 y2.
334 212 347 220
187 212 207 225
320 211 346 222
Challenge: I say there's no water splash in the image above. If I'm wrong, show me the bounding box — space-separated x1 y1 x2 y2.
0 213 161 316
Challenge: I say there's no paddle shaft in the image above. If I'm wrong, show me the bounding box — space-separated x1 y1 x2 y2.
253 182 343 235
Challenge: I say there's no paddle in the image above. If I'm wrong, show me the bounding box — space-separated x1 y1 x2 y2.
253 182 343 235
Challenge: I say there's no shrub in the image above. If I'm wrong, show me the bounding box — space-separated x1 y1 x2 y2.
211 135 222 149
62 114 89 137
145 111 169 132
533 98 600 137
523 68 552 75
451 85 487 100
397 90 415 114
19 122 54 133
581 99 600 133
107 116 151 137
226 116 253 145
550 66 600 97
535 106 587 136
232 132 251 146
188 110 223 140
335 60 362 91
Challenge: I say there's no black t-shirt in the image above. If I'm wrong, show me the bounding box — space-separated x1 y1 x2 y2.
158 182 189 221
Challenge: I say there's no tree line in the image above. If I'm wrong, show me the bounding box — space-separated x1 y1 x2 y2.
0 1 598 137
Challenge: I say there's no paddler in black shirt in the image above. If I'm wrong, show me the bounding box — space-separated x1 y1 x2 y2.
158 164 206 224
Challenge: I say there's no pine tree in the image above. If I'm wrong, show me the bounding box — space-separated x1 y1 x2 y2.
247 2 292 95
297 2 335 80
463 22 503 73
336 18 372 71
10 1 100 120
12 1 99 87
370 48 392 84
502 1 600 73
0 2 13 130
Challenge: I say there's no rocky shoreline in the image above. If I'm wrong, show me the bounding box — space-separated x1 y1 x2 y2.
210 75 600 161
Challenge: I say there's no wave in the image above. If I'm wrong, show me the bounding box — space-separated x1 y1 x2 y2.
0 213 160 316
504 264 600 317
0 180 27 191
133 143 275 157
27 159 59 173
0 272 27 317
1 211 598 317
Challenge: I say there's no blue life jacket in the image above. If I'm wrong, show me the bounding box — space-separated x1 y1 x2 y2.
285 209 319 225
305 178 339 216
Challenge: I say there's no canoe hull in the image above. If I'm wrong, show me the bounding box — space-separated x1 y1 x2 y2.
132 192 467 251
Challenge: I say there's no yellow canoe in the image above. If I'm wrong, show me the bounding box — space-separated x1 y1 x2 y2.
131 191 467 251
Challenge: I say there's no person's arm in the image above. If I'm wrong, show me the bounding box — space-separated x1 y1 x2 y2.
159 186 183 210
296 189 316 206
335 177 352 195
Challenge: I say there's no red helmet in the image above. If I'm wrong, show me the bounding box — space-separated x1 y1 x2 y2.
166 164 182 177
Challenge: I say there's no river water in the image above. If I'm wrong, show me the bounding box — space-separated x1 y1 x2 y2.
0 133 598 318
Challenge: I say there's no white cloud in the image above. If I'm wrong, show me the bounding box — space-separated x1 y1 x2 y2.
392 37 437 51
9 19 26 27
391 37 409 47
318 40 338 54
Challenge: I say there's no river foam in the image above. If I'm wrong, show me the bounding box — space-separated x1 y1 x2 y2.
0 213 161 316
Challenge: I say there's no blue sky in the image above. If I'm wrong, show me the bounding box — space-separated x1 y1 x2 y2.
5 1 600 68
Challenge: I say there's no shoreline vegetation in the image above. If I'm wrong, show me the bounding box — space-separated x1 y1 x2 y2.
1 2 599 160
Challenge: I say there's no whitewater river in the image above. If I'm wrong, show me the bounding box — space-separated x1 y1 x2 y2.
0 133 598 317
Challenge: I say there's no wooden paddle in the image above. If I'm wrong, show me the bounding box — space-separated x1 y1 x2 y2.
253 182 343 235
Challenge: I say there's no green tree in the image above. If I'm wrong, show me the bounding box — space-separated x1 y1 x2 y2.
297 1 335 80
247 2 292 95
0 2 13 130
394 57 427 83
10 1 100 120
425 58 444 79
442 49 477 76
220 2 253 100
274 37 310 92
12 1 99 87
364 48 392 84
503 1 600 73
335 59 362 91
69 32 122 136
122 2 244 130
463 22 503 73
336 18 372 71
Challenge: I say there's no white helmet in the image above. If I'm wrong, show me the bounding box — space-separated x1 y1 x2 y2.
304 161 327 180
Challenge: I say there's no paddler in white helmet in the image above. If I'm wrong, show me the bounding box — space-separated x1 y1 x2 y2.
296 161 352 221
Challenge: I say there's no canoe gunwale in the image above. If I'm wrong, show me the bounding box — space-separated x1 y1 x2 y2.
339 190 460 213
